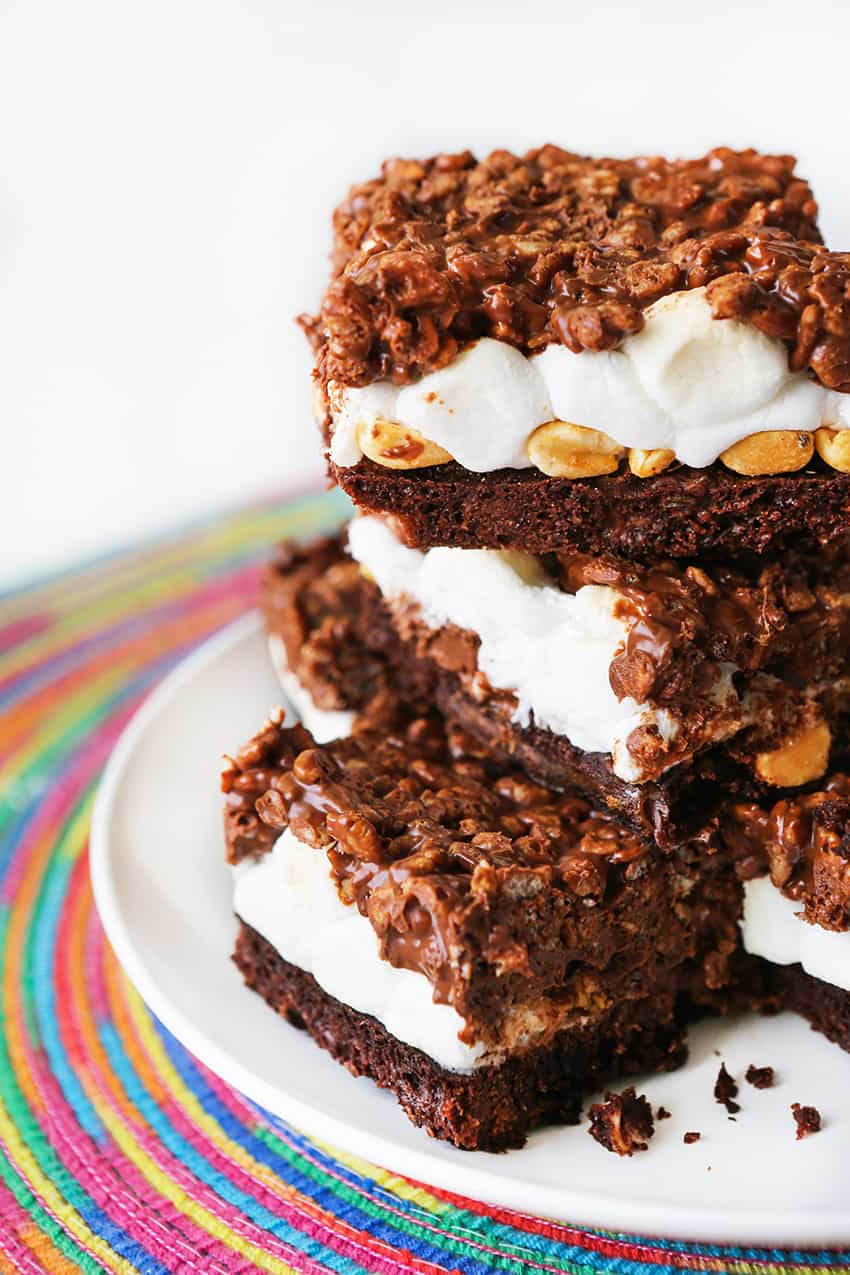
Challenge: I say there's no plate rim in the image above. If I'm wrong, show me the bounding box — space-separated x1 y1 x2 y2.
90 612 850 1248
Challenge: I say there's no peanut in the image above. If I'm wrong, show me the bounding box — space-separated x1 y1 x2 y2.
628 448 676 478
527 420 625 479
754 719 831 787
356 418 452 469
720 430 814 476
814 427 850 473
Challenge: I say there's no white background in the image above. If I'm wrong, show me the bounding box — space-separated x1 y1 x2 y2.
3 0 850 589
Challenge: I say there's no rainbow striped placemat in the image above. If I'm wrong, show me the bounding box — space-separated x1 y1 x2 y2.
1 487 847 1273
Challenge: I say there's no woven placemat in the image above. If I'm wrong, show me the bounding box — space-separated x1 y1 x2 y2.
1 487 847 1273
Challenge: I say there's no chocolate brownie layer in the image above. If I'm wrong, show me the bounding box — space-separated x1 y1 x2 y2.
758 960 850 1055
305 147 833 391
261 533 849 845
234 921 692 1151
335 459 850 560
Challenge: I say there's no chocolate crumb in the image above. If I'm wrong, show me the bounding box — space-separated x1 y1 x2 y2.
746 1064 775 1089
684 1131 701 1144
791 1103 822 1139
714 1063 740 1114
588 1087 655 1156
657 1106 671 1121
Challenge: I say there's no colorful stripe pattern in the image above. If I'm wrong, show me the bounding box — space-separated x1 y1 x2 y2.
1 487 848 1273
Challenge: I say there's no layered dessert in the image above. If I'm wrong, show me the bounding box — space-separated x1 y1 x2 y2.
225 143 850 1151
223 696 850 1149
224 709 742 1150
302 146 850 558
261 526 850 845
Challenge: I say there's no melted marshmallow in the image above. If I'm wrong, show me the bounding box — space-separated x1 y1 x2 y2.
741 876 850 993
347 515 688 783
234 829 483 1070
331 288 850 472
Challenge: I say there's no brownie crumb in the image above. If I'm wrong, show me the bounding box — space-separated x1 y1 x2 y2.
746 1064 775 1090
588 1087 655 1156
683 1131 701 1144
657 1106 671 1121
791 1103 822 1140
714 1063 740 1114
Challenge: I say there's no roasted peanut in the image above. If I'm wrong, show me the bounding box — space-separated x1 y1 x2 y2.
527 420 625 479
356 418 452 469
754 719 831 787
814 427 850 473
628 448 676 478
720 430 814 476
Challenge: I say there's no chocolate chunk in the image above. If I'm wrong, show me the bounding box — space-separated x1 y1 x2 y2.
683 1131 701 1144
745 1064 775 1089
714 1063 741 1114
657 1106 672 1120
791 1103 822 1139
587 1087 655 1156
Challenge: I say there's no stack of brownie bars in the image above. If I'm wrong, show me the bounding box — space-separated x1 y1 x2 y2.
223 146 850 1151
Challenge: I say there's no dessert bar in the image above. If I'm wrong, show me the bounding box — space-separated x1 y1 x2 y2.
224 709 741 1150
302 147 850 558
261 529 850 844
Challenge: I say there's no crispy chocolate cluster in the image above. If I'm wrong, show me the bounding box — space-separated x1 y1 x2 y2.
725 775 850 929
557 542 850 704
587 1086 655 1155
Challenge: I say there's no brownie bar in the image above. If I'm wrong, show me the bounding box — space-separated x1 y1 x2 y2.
335 459 850 560
223 710 742 1054
234 921 691 1151
260 544 850 889
261 533 849 846
305 147 829 391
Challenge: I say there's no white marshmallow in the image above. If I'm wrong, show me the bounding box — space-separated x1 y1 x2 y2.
741 876 850 993
234 829 483 1071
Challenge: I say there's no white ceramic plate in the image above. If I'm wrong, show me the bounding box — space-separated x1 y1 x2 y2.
91 614 850 1247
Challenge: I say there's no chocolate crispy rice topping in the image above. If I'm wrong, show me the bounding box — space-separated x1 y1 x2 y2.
304 145 850 396
725 774 850 930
